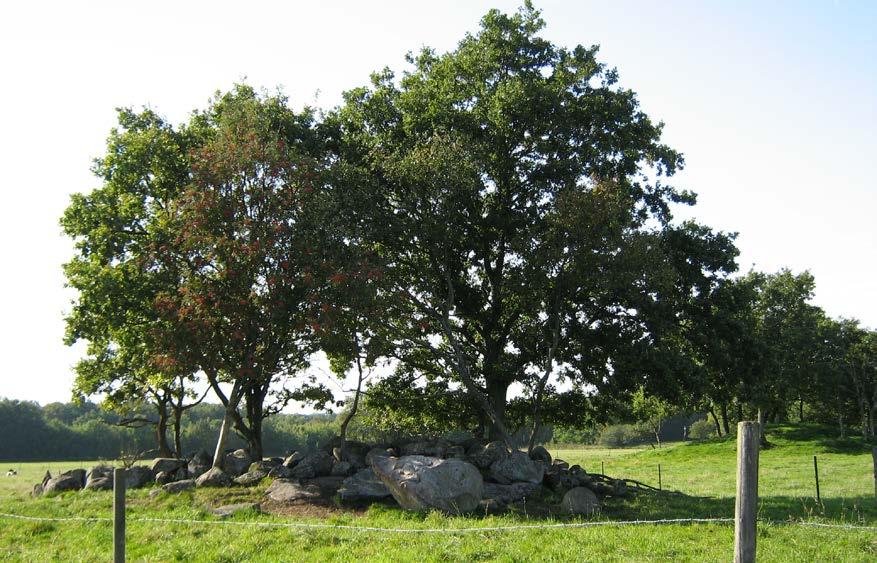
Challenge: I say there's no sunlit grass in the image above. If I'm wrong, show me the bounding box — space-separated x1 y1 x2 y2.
1 424 875 561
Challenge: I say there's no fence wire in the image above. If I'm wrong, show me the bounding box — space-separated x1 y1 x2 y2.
1 511 875 533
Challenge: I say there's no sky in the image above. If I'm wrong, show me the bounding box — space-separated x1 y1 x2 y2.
0 1 874 405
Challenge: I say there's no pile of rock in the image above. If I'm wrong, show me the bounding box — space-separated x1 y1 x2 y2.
263 436 616 516
36 436 624 516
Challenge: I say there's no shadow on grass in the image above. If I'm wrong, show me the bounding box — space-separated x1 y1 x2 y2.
601 491 877 523
769 424 875 455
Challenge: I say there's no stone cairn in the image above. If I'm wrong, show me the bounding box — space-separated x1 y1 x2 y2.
33 435 650 516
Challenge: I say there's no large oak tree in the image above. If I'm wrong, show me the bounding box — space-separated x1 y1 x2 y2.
333 4 737 444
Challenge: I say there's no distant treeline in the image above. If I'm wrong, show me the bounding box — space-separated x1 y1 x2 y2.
1 397 706 462
0 398 337 461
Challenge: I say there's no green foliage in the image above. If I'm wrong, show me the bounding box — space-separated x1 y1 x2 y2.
0 398 338 461
688 419 716 441
597 424 649 448
334 2 737 442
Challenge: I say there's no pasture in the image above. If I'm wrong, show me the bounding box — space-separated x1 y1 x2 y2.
1 425 875 561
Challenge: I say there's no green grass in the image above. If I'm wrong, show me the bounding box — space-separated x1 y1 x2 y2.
1 424 876 561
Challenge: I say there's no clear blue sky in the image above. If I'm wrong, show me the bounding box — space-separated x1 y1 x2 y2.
0 1 874 404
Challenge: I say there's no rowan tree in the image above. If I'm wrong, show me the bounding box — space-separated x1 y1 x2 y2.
151 86 334 463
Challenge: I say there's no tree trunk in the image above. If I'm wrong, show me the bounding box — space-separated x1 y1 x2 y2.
799 398 805 423
172 407 183 458
155 403 172 458
709 405 722 437
338 336 365 443
737 402 744 425
757 407 770 447
486 379 508 443
839 413 846 439
721 402 731 436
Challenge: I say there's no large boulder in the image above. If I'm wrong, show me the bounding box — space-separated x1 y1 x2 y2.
332 442 370 469
482 481 541 505
371 455 483 514
282 451 304 468
267 464 293 479
248 459 281 474
151 458 185 475
400 441 446 458
43 470 85 494
560 487 600 515
213 502 261 518
489 451 544 484
290 451 334 479
529 445 552 465
468 441 508 469
125 466 154 489
234 469 268 486
84 466 114 491
223 449 253 477
330 461 355 477
265 479 322 503
365 447 396 468
338 468 392 504
163 479 196 494
188 450 211 478
196 467 232 488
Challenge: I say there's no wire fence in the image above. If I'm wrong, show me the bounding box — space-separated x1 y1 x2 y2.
1 511 875 534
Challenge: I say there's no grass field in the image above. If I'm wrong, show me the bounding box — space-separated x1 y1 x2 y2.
1 424 875 561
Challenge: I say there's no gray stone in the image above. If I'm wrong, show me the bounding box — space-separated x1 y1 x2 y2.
489 451 544 484
85 466 113 490
163 479 196 493
267 464 293 479
282 451 305 468
151 458 185 475
43 470 85 494
372 455 483 514
482 481 541 504
401 441 445 458
290 451 334 479
529 445 552 464
213 502 261 517
468 441 508 469
552 459 570 471
223 449 253 477
334 441 370 469
155 471 174 485
188 464 210 479
248 459 280 474
302 476 346 496
330 461 354 477
126 466 154 489
338 468 392 504
365 447 396 467
446 445 467 458
234 469 268 486
84 476 112 491
196 467 232 487
265 479 322 503
560 487 600 515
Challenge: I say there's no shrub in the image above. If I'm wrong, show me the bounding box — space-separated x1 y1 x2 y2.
598 424 646 447
688 419 716 441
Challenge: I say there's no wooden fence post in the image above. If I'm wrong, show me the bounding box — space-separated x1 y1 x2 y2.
113 467 126 563
872 447 877 506
734 421 760 563
658 463 662 491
